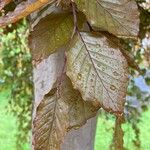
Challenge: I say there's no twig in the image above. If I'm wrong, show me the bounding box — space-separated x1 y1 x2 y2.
71 0 78 38
0 0 12 11
0 0 56 27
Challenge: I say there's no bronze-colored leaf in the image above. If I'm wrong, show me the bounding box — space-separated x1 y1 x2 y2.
75 0 139 38
33 75 100 150
29 10 85 63
67 32 129 114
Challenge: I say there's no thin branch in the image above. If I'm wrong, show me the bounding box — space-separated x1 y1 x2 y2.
0 0 56 27
0 0 12 11
71 0 78 38
113 115 125 150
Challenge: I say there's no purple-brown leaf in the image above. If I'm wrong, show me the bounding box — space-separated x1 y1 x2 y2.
33 75 100 150
67 32 129 114
75 0 139 38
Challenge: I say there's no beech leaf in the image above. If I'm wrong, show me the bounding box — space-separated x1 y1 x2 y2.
74 0 139 38
33 75 100 150
66 32 129 114
29 11 85 63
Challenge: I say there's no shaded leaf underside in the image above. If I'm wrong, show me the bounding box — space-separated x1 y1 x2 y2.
75 0 139 38
33 75 100 150
67 32 129 114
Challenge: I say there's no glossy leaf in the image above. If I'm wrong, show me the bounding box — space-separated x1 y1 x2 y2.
75 0 139 38
67 32 129 114
29 11 85 63
33 76 100 150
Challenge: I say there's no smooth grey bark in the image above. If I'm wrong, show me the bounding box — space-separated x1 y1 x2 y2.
61 117 97 150
33 50 97 150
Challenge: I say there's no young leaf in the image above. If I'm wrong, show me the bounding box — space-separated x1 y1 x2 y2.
74 0 139 38
29 11 85 63
66 32 129 114
33 76 100 150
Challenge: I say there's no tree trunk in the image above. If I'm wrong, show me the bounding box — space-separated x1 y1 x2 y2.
32 49 97 150
61 117 97 150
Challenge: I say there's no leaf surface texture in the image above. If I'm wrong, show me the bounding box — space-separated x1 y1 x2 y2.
67 32 129 113
75 0 139 37
33 76 99 150
29 11 85 62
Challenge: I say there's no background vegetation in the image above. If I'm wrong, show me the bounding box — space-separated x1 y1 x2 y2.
0 20 33 149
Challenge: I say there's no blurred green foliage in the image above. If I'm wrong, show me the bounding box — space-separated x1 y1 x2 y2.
95 108 150 150
0 20 33 149
0 90 30 150
115 0 150 148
